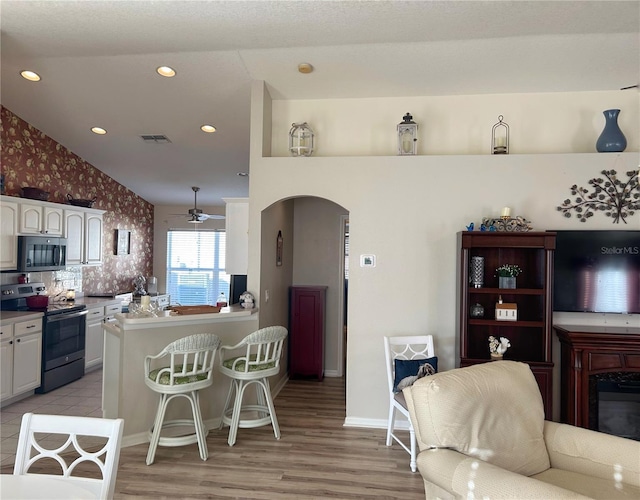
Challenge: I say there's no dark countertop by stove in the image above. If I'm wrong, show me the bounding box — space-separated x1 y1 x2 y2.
0 297 124 323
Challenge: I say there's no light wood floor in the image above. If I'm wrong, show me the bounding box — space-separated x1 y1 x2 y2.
2 376 426 499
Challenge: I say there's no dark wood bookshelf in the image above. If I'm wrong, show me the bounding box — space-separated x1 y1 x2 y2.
458 231 556 418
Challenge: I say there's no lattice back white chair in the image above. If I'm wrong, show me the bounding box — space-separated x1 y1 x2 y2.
144 333 221 465
384 335 435 472
218 326 288 446
13 412 124 499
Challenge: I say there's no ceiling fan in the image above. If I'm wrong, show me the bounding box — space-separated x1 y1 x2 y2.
170 186 225 224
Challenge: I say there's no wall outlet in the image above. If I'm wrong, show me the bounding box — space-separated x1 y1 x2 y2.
264 289 269 302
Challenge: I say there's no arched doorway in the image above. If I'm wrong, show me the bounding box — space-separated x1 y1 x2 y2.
260 196 349 381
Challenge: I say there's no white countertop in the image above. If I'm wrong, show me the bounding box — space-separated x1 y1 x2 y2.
0 310 44 324
111 305 257 331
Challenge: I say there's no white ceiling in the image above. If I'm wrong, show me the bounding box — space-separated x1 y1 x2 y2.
1 1 638 207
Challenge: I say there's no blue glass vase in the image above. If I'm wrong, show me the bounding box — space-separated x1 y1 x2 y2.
596 109 627 152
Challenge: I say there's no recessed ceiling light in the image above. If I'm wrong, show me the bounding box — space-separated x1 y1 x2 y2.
91 127 107 135
20 70 41 82
200 124 216 133
156 66 176 77
298 63 313 74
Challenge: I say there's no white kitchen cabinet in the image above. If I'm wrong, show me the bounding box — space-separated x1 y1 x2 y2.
85 212 103 265
223 197 249 275
0 322 13 341
0 323 14 400
0 341 12 400
105 304 122 318
19 202 63 235
85 306 105 370
64 209 85 265
13 330 42 394
0 198 18 270
64 208 104 266
86 302 124 371
1 318 42 402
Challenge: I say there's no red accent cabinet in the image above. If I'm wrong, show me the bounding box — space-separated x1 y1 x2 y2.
289 286 327 380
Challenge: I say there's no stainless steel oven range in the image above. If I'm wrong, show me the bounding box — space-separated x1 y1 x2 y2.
1 283 87 393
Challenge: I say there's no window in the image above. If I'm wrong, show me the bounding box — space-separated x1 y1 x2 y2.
166 230 229 306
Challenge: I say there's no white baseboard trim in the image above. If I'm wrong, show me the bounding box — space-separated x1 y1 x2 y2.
343 416 410 430
324 370 340 377
122 430 150 448
1 390 34 409
272 374 289 395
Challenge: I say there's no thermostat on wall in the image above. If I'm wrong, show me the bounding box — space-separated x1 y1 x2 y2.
360 254 376 267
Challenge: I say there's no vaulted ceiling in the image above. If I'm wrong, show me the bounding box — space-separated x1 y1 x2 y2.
2 1 638 206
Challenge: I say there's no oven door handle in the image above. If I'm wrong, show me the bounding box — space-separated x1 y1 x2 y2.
46 310 89 322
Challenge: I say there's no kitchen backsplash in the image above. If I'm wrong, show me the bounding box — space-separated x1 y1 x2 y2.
0 106 153 294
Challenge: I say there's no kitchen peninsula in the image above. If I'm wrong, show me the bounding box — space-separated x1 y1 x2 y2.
103 306 259 446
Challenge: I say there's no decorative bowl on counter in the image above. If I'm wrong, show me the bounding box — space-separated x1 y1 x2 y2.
67 194 97 208
26 294 49 309
21 187 50 201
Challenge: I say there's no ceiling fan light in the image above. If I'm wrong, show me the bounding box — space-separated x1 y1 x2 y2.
188 218 203 224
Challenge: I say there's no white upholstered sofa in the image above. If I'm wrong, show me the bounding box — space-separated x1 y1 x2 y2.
403 361 640 499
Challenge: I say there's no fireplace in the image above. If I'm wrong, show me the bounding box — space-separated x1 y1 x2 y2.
589 373 640 440
555 325 640 438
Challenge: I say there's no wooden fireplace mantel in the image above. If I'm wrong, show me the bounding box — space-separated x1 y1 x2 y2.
554 324 640 429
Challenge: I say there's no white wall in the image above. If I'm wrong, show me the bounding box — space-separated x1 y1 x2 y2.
258 199 294 330
270 91 638 156
249 81 640 427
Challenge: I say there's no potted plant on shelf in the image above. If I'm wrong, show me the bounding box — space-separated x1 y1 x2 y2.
495 264 522 289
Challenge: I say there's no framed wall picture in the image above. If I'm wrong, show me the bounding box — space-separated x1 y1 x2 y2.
115 229 131 255
276 230 283 266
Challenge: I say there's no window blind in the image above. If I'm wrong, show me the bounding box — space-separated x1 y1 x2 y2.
166 230 229 306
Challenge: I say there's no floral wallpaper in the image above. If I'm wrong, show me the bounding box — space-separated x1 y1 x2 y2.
0 106 153 294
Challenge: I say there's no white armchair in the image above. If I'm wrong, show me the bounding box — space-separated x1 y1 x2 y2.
403 361 640 500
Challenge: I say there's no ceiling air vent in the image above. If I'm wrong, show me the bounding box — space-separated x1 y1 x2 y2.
140 134 171 143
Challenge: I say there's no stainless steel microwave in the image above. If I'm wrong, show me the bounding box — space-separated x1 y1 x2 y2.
17 236 67 272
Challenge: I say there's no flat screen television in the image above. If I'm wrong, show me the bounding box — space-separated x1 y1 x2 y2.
553 230 640 314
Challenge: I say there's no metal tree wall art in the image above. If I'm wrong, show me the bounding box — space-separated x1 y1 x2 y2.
557 169 639 223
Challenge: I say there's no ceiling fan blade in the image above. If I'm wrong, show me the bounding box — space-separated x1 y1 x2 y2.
198 213 225 220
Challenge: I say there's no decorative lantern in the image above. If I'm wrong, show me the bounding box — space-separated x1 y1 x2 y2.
491 115 509 154
397 113 418 155
289 122 315 157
